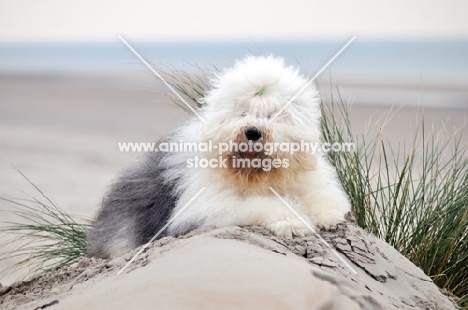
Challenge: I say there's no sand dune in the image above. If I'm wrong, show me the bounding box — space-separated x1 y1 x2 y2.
1 223 458 309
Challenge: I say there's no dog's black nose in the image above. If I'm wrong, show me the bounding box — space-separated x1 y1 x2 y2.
245 127 262 141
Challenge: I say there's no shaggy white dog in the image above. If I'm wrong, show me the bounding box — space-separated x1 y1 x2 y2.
87 56 351 259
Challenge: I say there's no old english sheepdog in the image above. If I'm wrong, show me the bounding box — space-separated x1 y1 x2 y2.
86 56 351 258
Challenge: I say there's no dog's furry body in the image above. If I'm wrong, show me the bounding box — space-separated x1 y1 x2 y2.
86 56 351 259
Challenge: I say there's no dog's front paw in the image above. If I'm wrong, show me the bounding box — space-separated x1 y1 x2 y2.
312 212 346 231
266 220 311 238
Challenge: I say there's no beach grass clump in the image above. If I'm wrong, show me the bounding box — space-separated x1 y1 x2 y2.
320 88 468 306
0 170 91 279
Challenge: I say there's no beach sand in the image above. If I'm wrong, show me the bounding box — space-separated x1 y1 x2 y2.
0 222 458 309
0 72 467 286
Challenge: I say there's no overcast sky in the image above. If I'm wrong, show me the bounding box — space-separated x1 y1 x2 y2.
1 0 468 42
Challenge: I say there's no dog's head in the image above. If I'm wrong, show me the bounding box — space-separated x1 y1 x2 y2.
198 56 322 186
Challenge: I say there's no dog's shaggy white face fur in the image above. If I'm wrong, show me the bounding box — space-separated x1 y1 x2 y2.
164 56 351 238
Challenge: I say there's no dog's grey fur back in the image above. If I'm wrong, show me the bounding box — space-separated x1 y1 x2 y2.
86 150 178 258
